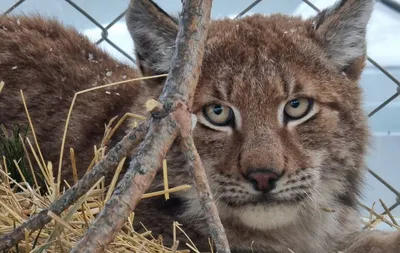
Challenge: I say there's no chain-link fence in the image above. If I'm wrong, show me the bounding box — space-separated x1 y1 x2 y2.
2 0 399 229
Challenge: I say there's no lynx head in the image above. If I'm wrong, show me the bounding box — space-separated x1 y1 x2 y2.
126 0 373 230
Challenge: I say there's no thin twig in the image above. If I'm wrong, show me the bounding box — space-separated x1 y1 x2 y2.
180 134 230 252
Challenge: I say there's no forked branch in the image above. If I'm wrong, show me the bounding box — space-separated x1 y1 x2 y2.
72 0 231 252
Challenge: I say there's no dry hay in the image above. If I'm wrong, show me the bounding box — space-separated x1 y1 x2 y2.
0 163 194 253
0 77 200 253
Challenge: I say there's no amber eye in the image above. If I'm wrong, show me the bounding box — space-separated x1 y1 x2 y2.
284 98 313 120
203 104 234 126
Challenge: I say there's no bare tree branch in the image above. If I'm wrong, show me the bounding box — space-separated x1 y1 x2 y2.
71 0 231 252
0 121 149 251
180 133 231 252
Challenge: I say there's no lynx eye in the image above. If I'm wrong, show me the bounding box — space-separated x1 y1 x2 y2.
203 104 234 126
284 98 313 120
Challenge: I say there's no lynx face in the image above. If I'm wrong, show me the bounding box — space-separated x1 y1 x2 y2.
189 15 370 229
127 0 372 232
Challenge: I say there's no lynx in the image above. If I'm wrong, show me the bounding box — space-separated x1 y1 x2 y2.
0 0 399 252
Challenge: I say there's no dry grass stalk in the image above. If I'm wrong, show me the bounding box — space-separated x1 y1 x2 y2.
358 200 400 231
142 185 191 199
101 112 146 147
70 148 78 184
19 134 39 189
379 199 399 226
163 159 170 200
0 81 4 93
20 90 47 173
2 157 10 186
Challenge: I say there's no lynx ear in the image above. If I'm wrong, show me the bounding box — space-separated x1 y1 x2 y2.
126 0 178 76
312 0 374 77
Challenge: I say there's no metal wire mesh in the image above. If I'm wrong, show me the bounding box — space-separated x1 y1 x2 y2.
3 0 399 229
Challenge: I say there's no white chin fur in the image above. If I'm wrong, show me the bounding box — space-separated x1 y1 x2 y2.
234 204 299 230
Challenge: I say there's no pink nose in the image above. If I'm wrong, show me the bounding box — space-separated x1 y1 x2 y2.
246 169 280 192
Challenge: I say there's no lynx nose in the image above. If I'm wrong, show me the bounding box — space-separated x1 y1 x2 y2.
246 169 281 192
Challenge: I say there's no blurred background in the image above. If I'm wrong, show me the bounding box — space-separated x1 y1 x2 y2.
1 0 399 228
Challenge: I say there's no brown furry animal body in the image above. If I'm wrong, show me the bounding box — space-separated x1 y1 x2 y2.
0 15 152 183
1 0 399 252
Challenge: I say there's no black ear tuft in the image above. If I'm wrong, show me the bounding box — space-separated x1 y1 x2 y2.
126 0 178 76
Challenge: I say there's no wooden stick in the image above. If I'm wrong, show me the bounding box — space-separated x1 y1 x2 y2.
71 0 231 252
180 134 231 252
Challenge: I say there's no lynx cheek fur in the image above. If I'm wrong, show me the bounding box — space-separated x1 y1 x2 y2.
0 0 399 252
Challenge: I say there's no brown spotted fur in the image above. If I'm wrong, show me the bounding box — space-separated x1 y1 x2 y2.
0 0 399 252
